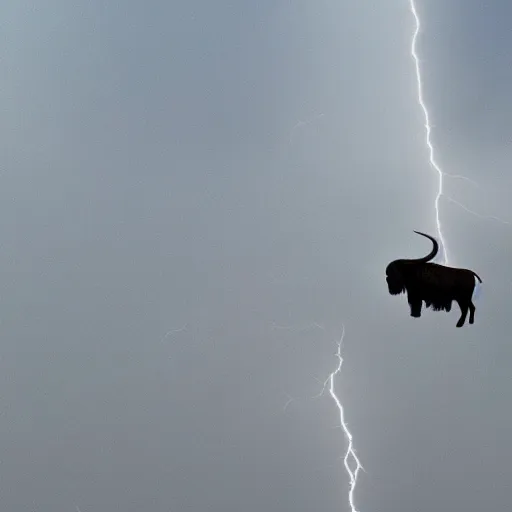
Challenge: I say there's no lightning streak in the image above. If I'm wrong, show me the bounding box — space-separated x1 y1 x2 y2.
411 0 510 254
445 196 510 225
318 327 363 512
329 329 363 512
410 0 449 264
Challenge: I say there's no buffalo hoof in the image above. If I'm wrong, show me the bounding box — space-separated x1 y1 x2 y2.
456 320 464 328
410 312 421 318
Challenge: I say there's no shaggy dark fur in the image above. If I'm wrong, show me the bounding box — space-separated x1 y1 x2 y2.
386 231 482 328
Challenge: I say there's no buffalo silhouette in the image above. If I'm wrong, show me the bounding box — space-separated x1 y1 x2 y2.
386 231 482 327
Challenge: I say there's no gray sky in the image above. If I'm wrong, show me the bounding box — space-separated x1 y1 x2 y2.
2 1 512 510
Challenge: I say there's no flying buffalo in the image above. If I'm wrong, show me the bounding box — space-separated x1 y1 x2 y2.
385 231 482 327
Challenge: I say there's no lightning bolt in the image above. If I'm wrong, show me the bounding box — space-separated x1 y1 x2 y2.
410 0 449 264
410 0 510 264
276 322 363 509
314 326 363 512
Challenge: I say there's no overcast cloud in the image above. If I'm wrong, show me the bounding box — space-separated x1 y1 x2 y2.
1 1 512 510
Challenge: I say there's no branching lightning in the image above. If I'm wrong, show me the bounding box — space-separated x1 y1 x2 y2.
410 0 449 264
318 326 363 512
277 323 363 510
445 196 510 225
410 0 509 264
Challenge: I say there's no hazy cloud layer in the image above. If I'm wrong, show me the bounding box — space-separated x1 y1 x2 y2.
1 1 511 510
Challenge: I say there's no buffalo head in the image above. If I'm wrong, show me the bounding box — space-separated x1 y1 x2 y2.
385 231 439 295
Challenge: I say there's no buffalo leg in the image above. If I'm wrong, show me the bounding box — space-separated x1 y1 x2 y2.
407 293 422 318
468 301 476 324
456 300 469 328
